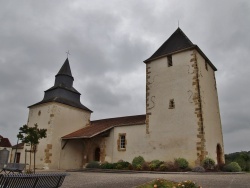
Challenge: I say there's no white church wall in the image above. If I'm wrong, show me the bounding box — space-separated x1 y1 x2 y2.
196 51 224 163
103 129 114 163
110 124 147 163
27 102 91 169
59 139 84 169
146 50 200 166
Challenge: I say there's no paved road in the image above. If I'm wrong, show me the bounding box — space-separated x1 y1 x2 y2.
61 171 250 188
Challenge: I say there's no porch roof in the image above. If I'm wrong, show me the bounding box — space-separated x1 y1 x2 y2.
62 114 146 139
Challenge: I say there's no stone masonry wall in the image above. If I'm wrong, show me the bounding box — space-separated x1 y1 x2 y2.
190 50 207 164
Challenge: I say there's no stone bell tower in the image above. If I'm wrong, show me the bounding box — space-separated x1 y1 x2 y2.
144 28 224 166
26 58 92 169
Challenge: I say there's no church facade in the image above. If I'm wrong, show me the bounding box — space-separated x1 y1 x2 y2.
19 28 224 170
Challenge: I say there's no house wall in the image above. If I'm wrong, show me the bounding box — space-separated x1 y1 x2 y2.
11 147 25 164
0 147 12 164
26 102 91 169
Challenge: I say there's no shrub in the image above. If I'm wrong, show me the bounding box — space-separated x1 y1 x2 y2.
159 163 168 171
86 161 100 168
149 160 163 170
128 164 133 170
132 156 145 167
192 166 205 172
234 157 247 171
202 157 215 170
100 162 116 169
142 162 150 171
115 161 130 170
135 164 142 171
175 158 189 169
166 161 178 171
223 162 242 172
246 161 250 171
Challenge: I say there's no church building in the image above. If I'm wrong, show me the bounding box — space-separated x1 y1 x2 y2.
20 28 224 170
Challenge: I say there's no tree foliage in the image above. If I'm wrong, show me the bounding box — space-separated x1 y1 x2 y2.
17 123 47 173
225 151 250 171
17 124 47 148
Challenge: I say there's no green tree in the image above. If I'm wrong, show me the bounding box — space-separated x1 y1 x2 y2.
17 124 47 173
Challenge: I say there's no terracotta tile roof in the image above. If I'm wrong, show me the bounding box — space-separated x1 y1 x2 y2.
0 135 12 147
62 114 146 139
12 142 24 149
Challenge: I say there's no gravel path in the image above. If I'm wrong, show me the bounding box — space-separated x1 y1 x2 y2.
61 171 250 188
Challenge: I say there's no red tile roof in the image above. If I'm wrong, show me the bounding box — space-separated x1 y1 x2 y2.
12 142 24 149
0 135 12 147
62 114 146 139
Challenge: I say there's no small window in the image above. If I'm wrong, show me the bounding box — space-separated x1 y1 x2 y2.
167 55 172 67
117 133 126 151
169 99 175 109
205 61 208 71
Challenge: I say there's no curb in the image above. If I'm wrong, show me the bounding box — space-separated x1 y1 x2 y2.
66 168 246 175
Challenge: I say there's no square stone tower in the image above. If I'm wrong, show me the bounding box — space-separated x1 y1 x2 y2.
26 58 92 169
144 28 224 166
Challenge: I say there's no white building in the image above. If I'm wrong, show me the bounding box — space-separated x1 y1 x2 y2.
20 28 224 170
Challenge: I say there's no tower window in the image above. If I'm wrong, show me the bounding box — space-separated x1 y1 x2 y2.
117 133 126 151
169 99 175 109
205 61 208 71
167 55 172 67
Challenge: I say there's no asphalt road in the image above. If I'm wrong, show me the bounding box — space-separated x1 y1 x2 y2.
61 171 250 188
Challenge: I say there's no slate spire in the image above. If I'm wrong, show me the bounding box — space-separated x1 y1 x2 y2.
144 27 195 62
29 58 92 112
56 58 73 78
55 58 74 88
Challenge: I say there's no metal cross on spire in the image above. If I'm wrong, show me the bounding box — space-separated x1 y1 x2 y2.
66 50 71 58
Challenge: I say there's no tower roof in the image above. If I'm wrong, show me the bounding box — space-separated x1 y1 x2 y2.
56 58 73 78
29 58 92 112
145 28 194 62
144 28 217 71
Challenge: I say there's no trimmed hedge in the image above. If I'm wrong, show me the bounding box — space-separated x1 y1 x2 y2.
223 162 242 172
132 156 145 168
202 157 215 170
86 161 100 168
175 158 189 169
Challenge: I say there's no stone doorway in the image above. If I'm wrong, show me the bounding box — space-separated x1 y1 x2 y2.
94 147 100 161
216 144 223 165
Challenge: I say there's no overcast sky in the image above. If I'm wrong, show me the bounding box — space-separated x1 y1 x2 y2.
0 0 249 154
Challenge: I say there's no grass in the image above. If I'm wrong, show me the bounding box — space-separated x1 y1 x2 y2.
136 179 202 188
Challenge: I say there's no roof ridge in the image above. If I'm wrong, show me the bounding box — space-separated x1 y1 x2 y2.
90 114 146 122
